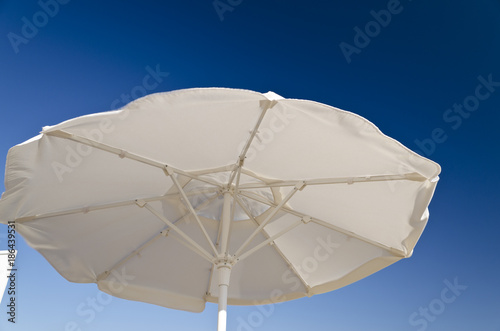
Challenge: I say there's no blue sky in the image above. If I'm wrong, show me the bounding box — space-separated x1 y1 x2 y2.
0 0 499 330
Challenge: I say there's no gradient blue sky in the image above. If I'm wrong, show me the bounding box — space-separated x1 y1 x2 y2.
0 1 499 330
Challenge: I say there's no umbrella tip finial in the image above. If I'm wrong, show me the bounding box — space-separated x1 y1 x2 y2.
263 91 284 101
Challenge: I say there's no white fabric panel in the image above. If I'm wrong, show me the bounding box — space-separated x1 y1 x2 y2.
98 222 214 313
16 204 165 282
286 179 434 251
43 89 266 171
1 135 169 221
265 217 391 288
246 100 439 179
210 220 308 303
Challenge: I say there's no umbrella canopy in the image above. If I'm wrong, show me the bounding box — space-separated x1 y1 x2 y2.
0 88 440 330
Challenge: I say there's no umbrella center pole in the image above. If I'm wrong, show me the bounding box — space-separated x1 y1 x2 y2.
217 190 233 331
217 263 232 331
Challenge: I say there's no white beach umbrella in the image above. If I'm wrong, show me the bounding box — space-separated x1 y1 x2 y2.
0 88 440 330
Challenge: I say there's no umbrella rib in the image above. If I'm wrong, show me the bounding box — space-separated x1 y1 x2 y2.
167 232 217 263
239 103 270 160
96 229 214 283
238 190 408 257
139 201 215 262
43 130 224 188
97 192 221 282
236 219 303 262
205 264 216 299
234 196 311 290
234 181 305 257
178 191 222 228
310 218 406 257
179 187 220 198
167 168 219 257
228 166 242 241
228 98 274 186
15 188 219 223
96 231 164 282
16 185 220 223
237 173 427 189
14 194 171 223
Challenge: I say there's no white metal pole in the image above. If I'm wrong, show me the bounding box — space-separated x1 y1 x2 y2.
220 192 232 255
217 191 232 331
217 264 231 331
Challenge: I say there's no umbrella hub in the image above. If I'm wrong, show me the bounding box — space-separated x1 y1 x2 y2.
181 170 279 222
215 254 237 267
